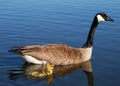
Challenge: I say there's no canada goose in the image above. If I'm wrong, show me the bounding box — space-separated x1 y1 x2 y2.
9 12 114 65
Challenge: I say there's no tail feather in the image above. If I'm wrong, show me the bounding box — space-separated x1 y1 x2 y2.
8 47 24 55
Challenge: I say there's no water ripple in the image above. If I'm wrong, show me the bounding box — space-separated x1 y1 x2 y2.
0 0 120 86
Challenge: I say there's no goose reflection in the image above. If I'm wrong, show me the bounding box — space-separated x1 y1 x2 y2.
8 60 93 86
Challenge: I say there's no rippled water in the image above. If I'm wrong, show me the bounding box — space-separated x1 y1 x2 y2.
0 0 120 86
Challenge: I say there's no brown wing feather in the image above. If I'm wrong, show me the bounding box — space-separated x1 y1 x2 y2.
20 44 82 65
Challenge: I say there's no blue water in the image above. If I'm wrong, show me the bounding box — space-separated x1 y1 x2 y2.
0 0 120 86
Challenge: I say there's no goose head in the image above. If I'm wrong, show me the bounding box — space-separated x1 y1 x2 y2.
96 12 114 22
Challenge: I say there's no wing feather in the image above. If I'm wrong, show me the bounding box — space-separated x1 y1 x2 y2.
9 44 82 65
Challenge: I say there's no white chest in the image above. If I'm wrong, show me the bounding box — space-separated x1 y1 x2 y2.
81 47 93 62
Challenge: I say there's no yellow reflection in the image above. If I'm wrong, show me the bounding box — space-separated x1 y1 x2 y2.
27 63 54 77
23 63 54 83
9 60 93 86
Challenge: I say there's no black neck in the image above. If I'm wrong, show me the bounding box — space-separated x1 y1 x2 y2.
83 16 99 48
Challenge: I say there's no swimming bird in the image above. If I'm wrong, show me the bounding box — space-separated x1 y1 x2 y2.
9 12 114 65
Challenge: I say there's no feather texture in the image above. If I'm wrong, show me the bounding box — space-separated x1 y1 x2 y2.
9 44 92 65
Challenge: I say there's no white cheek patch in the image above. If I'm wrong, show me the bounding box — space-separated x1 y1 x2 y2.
97 15 105 22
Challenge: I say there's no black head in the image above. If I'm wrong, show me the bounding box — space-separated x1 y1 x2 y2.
96 12 114 22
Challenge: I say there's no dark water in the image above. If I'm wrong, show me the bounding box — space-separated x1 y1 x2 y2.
0 0 120 86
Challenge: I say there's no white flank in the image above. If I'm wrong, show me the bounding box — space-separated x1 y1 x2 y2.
97 15 105 22
22 55 47 64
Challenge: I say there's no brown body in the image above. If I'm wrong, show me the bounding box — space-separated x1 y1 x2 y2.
11 44 92 65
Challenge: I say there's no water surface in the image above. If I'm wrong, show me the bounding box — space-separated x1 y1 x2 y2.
0 0 120 86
